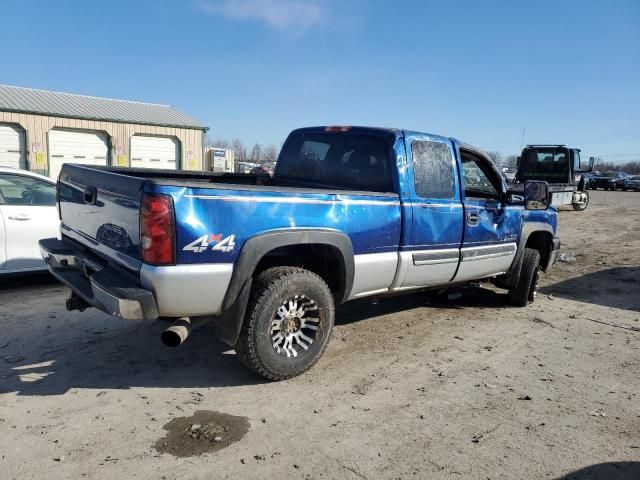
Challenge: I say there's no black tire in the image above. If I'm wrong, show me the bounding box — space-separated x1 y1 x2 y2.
572 191 589 211
235 267 334 381
508 248 541 307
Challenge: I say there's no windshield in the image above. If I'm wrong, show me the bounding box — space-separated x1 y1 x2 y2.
276 131 393 192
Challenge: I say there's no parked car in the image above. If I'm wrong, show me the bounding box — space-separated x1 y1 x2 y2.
589 171 629 190
0 167 59 275
40 126 560 380
624 175 640 191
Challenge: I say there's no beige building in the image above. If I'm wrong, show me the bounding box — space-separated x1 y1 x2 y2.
0 84 207 178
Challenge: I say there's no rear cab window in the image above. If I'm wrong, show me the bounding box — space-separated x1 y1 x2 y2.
275 131 393 192
519 147 570 182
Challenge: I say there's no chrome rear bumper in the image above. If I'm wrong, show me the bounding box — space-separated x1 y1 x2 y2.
39 238 158 320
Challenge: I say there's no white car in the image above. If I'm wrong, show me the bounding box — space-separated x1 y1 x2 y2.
0 167 59 275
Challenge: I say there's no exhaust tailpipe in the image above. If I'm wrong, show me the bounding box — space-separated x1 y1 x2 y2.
161 317 210 347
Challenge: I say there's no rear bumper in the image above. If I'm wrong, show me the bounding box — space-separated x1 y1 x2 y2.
39 238 159 320
39 237 234 320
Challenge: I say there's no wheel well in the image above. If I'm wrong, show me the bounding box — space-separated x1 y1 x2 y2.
525 231 552 271
254 244 346 299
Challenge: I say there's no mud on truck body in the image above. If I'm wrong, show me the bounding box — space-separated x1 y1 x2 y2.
40 126 560 380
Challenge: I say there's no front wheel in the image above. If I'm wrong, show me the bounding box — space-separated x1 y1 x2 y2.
508 248 541 307
235 267 335 381
572 191 589 211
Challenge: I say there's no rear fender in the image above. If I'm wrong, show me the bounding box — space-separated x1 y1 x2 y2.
214 229 354 346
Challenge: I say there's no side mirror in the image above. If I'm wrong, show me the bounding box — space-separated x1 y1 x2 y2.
588 156 595 170
524 180 549 210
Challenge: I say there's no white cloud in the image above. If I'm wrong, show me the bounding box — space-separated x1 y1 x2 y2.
197 0 327 34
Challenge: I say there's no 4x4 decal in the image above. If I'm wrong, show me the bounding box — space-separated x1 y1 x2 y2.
183 233 236 253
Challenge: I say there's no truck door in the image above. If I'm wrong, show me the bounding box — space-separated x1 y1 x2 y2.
454 147 519 281
395 134 464 289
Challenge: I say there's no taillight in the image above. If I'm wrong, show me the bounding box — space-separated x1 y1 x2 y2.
140 193 175 265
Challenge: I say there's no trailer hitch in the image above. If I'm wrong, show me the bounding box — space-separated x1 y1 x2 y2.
65 293 89 312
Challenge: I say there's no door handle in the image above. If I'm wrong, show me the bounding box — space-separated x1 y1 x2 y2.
466 211 479 226
8 213 32 221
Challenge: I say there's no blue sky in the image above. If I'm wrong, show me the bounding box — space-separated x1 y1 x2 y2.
1 0 639 162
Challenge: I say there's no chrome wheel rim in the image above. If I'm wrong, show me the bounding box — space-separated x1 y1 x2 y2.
271 295 319 358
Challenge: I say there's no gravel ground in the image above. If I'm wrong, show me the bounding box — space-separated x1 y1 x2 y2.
1 190 639 479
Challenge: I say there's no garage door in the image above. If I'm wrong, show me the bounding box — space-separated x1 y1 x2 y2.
130 136 179 169
0 124 26 169
48 130 109 179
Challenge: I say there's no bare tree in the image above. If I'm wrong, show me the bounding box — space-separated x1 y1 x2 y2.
211 138 231 149
502 155 518 169
589 157 640 174
231 138 247 163
250 143 263 164
486 151 502 165
263 144 278 163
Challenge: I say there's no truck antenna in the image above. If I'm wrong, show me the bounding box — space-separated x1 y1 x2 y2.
520 128 526 151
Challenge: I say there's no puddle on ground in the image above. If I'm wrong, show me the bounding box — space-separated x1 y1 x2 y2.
154 410 250 457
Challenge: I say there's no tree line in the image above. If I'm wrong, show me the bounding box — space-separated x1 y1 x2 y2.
205 136 280 166
487 151 640 174
593 159 640 174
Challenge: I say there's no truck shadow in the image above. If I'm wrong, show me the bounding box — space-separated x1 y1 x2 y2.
540 267 640 312
12 266 633 397
1 318 264 396
2 283 508 396
554 461 640 479
336 285 509 326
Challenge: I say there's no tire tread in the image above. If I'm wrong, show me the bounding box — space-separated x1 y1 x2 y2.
235 266 333 381
508 248 541 307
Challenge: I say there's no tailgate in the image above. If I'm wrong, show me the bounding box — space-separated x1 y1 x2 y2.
58 164 145 270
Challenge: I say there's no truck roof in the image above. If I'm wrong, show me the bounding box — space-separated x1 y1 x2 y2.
524 145 581 152
291 126 401 135
288 126 491 162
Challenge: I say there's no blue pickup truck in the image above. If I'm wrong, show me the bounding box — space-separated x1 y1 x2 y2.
40 126 560 380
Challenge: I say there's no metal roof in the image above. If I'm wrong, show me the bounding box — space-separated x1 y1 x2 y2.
0 84 207 130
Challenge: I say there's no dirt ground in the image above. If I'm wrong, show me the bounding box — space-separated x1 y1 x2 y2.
1 191 639 480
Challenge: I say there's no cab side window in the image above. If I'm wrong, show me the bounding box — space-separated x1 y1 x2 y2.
0 174 56 206
412 140 455 199
461 152 500 200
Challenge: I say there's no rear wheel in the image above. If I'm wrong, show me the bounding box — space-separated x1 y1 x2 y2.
235 267 334 381
508 248 541 307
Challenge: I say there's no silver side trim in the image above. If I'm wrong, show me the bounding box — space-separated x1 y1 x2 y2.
140 263 233 317
348 252 399 300
461 243 517 262
401 202 462 208
412 248 460 266
184 194 400 207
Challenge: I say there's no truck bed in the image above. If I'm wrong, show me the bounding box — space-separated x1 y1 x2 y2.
58 164 401 272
